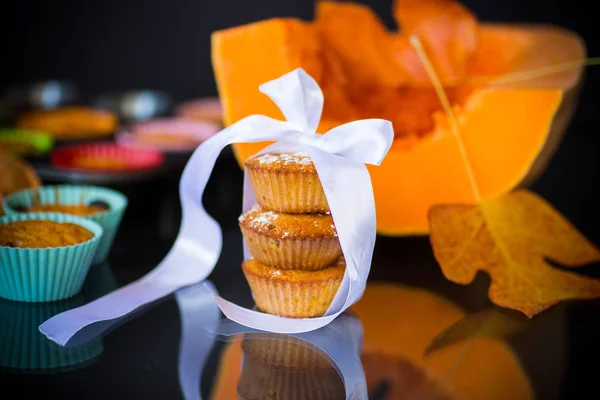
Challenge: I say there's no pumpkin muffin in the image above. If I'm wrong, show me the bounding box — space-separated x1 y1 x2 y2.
239 205 341 270
0 213 102 302
238 337 345 400
241 257 345 318
25 203 106 216
0 153 41 198
17 107 117 140
245 152 329 213
0 219 93 248
3 185 127 265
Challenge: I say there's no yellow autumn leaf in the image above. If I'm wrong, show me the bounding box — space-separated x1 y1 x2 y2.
428 189 600 317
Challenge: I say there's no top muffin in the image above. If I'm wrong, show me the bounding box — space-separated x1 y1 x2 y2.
245 152 329 213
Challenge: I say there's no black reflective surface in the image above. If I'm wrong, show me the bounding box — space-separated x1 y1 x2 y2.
0 129 599 399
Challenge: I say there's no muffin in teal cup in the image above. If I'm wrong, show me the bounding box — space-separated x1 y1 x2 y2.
3 185 127 264
0 212 103 302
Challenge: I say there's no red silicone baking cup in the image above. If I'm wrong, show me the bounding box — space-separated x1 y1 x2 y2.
50 143 164 172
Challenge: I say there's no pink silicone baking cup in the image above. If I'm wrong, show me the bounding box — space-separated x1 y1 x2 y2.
116 118 221 152
174 97 223 123
50 143 164 172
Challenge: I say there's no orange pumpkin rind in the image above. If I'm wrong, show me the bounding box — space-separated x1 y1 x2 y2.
213 0 585 235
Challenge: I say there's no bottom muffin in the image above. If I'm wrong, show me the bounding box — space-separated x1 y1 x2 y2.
241 258 345 318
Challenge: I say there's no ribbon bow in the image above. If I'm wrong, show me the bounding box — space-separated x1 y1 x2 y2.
39 68 394 345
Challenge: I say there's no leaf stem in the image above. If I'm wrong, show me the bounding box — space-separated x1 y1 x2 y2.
467 57 600 86
409 35 482 203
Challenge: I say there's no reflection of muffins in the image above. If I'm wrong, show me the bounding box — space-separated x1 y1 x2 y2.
0 262 117 373
0 213 102 302
17 106 117 140
238 336 345 400
239 205 340 270
3 185 128 264
241 334 334 370
241 258 345 318
245 152 329 214
0 296 103 372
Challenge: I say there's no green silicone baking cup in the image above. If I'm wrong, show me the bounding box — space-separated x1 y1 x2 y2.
0 295 103 372
0 213 103 302
0 128 54 156
3 185 127 265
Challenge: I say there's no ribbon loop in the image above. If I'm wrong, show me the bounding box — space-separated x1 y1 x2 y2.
315 119 394 165
259 68 324 134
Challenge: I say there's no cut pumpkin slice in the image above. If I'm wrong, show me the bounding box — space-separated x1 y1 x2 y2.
212 1 585 235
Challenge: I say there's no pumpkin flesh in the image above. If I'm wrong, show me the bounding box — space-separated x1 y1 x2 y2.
213 1 584 235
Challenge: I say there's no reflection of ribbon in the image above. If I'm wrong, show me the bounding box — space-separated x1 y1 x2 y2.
215 311 367 399
176 282 221 400
40 68 394 345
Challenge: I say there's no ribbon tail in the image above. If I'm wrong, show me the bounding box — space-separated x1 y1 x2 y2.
176 282 221 400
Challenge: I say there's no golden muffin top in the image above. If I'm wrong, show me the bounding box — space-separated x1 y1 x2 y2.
239 205 337 239
242 257 345 283
245 152 316 173
27 204 105 216
0 219 94 248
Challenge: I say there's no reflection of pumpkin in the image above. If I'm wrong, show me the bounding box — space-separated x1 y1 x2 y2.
210 283 532 400
351 284 532 400
361 352 455 400
212 0 585 235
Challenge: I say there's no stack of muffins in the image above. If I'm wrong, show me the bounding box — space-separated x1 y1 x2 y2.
239 152 345 318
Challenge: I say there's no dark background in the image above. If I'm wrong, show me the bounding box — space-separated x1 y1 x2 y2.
1 1 599 399
2 0 599 104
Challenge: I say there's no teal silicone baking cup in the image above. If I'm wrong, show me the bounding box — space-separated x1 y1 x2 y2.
3 185 127 264
0 213 103 302
0 295 103 372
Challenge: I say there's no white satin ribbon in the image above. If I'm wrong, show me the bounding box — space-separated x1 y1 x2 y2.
176 282 221 400
39 68 393 345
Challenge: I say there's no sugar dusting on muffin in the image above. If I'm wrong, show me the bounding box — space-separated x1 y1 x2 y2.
255 152 312 166
239 205 337 239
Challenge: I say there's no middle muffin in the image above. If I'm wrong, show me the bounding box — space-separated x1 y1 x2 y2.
239 205 341 270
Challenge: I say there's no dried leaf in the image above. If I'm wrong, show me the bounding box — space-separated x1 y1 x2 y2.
394 0 479 84
424 308 528 355
428 189 600 317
